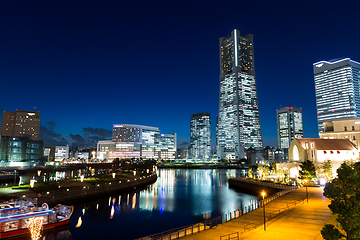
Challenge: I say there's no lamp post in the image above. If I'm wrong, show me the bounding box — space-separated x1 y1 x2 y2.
261 191 266 231
304 179 308 203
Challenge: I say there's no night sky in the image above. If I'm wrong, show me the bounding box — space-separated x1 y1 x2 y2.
0 1 359 149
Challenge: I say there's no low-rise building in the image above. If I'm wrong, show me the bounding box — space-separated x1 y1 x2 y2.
288 138 359 177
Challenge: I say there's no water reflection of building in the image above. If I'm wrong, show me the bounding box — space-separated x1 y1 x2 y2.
97 124 177 160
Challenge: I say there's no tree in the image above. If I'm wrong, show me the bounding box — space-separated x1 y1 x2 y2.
247 168 253 178
322 162 360 240
299 160 317 180
322 160 333 180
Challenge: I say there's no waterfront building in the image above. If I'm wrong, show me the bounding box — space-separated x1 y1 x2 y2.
155 133 177 159
190 113 211 159
55 146 69 161
314 58 360 133
177 148 189 159
44 146 55 161
217 29 263 160
263 146 284 164
277 107 303 149
0 136 44 166
97 124 176 160
289 138 359 177
320 118 360 148
1 110 40 140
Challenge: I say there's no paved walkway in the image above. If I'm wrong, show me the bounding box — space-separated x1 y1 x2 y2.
180 187 332 240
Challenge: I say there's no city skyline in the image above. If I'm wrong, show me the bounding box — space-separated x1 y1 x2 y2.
0 1 359 149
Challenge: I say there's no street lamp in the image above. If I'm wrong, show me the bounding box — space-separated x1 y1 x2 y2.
261 191 266 231
304 179 308 203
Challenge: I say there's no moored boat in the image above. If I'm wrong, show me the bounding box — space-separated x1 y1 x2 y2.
0 199 73 238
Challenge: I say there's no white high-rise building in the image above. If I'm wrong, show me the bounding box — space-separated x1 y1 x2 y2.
314 58 360 133
217 29 263 160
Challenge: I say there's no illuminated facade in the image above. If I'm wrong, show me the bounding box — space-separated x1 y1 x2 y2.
314 58 360 133
217 29 263 160
190 113 211 159
97 124 176 160
0 136 44 165
1 110 40 140
289 138 359 177
55 146 69 160
277 107 303 149
320 118 360 148
155 133 177 159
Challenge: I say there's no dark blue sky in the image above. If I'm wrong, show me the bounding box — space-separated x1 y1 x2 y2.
0 0 359 148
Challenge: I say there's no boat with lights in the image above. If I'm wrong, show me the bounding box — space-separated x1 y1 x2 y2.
0 199 73 238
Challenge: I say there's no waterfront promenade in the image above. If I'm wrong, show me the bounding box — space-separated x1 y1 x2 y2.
179 187 332 240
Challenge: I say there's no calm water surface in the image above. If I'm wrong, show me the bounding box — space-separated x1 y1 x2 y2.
37 169 257 240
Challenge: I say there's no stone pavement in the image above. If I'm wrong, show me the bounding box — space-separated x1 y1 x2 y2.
179 187 332 240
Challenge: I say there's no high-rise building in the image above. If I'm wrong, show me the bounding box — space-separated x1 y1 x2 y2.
277 107 303 149
217 29 263 160
314 58 360 133
155 133 177 159
1 110 40 140
190 113 211 159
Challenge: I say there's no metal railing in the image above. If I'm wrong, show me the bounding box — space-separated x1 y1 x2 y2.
137 185 298 240
220 232 239 240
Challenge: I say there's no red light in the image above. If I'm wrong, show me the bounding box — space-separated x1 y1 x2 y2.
330 83 332 85
315 86 318 88
332 110 335 112
317 113 320 114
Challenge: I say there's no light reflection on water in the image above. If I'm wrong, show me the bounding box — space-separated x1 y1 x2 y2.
34 169 257 240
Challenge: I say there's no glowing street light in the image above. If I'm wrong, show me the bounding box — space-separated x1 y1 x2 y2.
261 191 266 231
30 179 36 188
133 170 136 176
80 175 84 182
112 173 116 179
37 170 41 177
304 179 308 203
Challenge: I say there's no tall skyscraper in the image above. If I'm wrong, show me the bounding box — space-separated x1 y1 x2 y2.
277 107 303 149
314 58 360 133
217 29 263 160
190 113 211 159
1 110 40 140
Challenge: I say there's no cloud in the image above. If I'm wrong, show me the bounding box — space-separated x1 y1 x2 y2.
39 125 68 146
39 124 112 149
83 127 112 139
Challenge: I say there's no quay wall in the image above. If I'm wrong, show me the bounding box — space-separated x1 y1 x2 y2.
37 173 157 206
228 177 294 198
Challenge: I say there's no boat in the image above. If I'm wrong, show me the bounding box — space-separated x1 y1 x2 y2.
0 199 73 239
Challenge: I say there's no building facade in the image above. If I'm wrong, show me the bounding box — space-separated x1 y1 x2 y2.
277 107 303 149
217 29 263 160
289 138 359 178
55 146 69 160
190 113 211 159
314 58 360 133
0 136 44 165
155 133 177 159
97 124 176 160
320 118 360 148
1 110 40 140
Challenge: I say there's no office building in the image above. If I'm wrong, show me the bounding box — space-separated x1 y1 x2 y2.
1 110 40 140
97 124 176 160
0 136 44 166
277 107 303 149
55 146 69 160
217 29 263 160
155 133 177 159
314 58 360 133
190 113 211 159
320 118 360 148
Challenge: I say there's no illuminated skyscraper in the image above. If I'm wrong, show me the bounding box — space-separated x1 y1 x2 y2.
217 29 263 160
314 58 360 133
277 107 303 149
190 113 211 159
